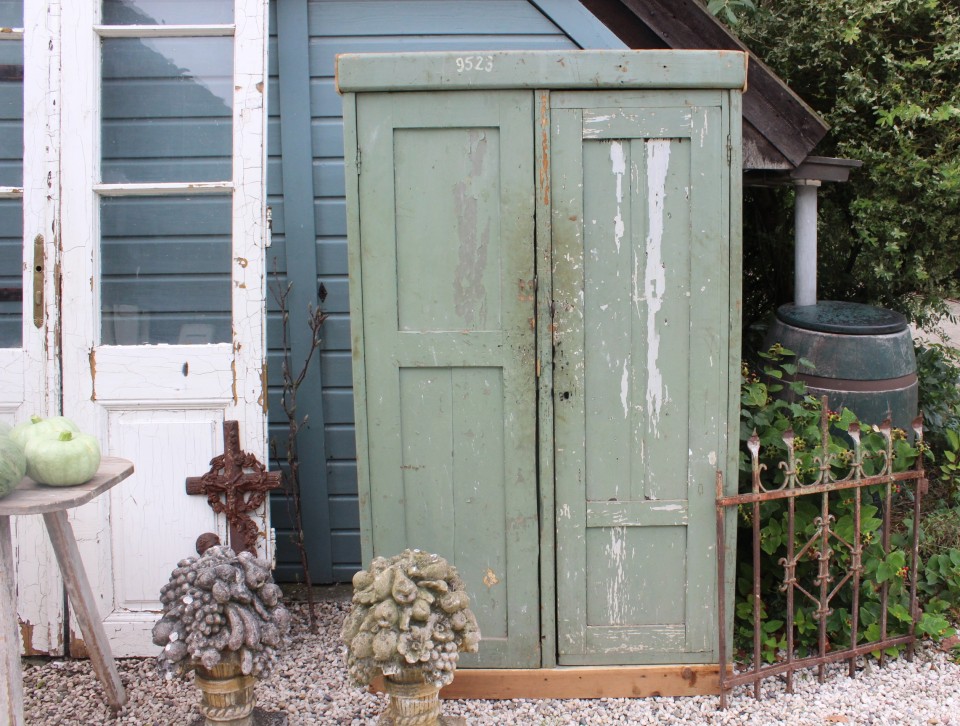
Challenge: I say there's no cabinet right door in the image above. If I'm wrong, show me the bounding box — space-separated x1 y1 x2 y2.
551 91 733 665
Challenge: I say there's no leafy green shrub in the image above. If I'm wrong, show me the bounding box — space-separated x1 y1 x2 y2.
737 346 955 662
722 1 960 330
913 341 960 508
915 342 960 448
920 508 960 559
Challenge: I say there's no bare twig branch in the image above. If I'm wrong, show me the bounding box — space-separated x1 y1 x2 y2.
268 260 328 632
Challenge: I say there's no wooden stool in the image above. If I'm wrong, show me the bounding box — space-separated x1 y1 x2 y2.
0 458 135 726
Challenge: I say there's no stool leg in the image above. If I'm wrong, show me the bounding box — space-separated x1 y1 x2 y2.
0 515 25 726
42 510 126 710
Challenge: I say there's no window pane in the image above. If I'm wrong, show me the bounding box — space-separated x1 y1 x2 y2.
0 38 22 187
101 37 232 183
100 195 231 345
0 1 22 28
0 199 21 348
101 0 232 25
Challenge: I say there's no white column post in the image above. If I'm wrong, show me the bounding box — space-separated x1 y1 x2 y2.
794 181 820 307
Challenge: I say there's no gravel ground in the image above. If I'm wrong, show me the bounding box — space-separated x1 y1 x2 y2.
22 598 960 725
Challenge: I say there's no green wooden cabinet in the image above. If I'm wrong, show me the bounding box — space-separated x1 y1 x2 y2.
340 50 744 669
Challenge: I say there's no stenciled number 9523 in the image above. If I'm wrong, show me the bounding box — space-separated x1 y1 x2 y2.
455 55 494 73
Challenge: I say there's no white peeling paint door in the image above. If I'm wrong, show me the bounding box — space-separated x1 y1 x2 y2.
551 92 731 665
56 0 270 657
3 1 66 656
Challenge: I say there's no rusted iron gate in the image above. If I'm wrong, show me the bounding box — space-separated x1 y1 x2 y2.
715 403 927 707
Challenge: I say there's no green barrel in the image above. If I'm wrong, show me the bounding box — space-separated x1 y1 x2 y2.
764 301 918 431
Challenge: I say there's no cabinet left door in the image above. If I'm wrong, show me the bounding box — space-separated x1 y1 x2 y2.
347 89 542 668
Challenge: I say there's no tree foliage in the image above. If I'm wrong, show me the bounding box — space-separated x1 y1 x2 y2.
723 0 960 329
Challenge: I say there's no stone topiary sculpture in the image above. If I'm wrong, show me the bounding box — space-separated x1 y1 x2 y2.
153 541 291 725
342 549 479 725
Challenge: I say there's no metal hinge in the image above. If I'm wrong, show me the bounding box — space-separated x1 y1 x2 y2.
726 135 733 165
356 147 362 175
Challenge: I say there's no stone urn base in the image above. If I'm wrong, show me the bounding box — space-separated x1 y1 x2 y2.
194 656 257 726
378 668 466 726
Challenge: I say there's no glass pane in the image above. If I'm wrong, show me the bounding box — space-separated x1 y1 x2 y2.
0 1 23 28
0 198 22 348
101 0 232 25
100 195 231 345
101 37 232 183
0 38 22 187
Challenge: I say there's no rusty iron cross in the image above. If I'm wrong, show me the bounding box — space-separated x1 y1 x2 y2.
185 421 281 554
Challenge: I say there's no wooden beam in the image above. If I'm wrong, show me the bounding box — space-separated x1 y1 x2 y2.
370 664 725 699
275 0 333 584
337 50 748 93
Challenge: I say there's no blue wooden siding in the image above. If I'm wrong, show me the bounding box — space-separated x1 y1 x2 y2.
101 0 234 26
100 196 233 344
0 34 21 349
98 31 234 345
101 37 233 184
268 0 583 582
0 200 21 348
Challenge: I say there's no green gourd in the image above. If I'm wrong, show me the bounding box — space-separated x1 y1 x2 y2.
10 415 81 449
0 435 26 498
25 431 101 487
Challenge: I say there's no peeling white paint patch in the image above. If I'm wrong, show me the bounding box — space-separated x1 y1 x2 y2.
587 112 615 124
708 451 718 467
651 504 683 512
610 141 626 254
620 358 629 419
644 140 670 430
605 526 628 624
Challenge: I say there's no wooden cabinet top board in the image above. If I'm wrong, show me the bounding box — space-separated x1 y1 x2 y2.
336 49 748 92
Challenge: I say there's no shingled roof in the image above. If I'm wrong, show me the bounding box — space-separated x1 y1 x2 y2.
578 0 829 171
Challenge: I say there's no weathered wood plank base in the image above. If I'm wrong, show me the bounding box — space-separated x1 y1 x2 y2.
370 665 723 700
